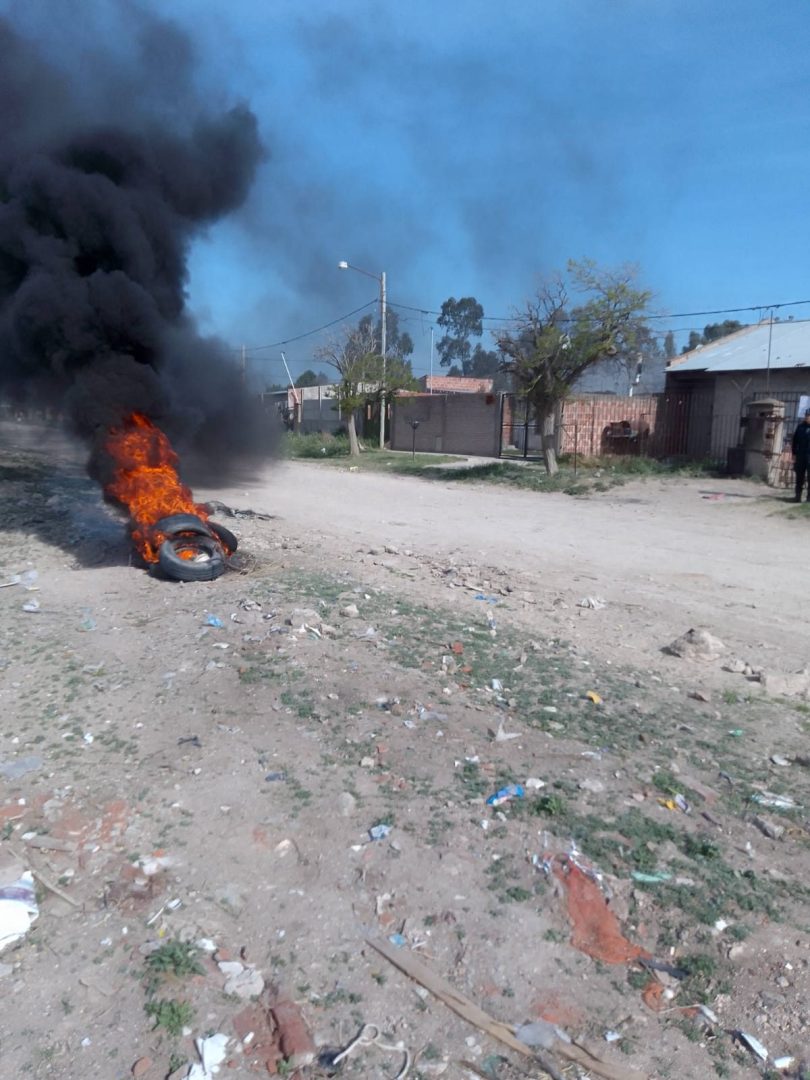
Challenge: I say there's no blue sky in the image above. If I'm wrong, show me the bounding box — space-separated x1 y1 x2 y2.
7 0 810 385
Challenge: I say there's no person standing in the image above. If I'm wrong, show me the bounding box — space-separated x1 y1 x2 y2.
792 408 810 501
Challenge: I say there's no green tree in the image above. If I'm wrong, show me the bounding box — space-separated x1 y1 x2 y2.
663 330 676 358
295 369 320 388
703 319 744 342
682 329 703 353
495 260 653 474
682 320 745 353
358 309 414 359
468 342 500 377
437 296 484 370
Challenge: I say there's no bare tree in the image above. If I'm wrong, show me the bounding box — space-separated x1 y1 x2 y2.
496 260 653 474
315 321 417 456
315 321 378 456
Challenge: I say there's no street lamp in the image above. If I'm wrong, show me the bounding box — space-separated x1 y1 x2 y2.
409 418 420 460
338 260 387 449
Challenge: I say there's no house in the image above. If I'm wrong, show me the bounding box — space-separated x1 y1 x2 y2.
262 383 343 434
666 318 810 469
574 352 667 395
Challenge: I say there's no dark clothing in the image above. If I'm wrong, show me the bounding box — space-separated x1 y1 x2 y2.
796 461 810 501
793 421 810 500
793 420 810 462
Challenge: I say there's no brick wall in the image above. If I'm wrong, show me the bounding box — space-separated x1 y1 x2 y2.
419 375 494 394
557 395 661 455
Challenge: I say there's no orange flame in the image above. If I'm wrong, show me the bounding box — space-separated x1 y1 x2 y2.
104 413 209 562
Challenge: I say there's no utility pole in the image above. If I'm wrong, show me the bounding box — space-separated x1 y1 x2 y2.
429 326 434 393
240 344 247 384
379 271 387 449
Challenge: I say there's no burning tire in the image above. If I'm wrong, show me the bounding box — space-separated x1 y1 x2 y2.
154 513 213 538
207 521 238 554
158 535 226 582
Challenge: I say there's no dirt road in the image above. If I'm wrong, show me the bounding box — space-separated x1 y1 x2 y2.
203 460 808 671
2 428 809 1080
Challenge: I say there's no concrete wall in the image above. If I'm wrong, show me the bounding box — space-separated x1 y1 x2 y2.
391 394 501 456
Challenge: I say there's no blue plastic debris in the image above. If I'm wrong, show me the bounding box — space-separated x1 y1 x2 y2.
486 784 525 808
369 824 392 841
388 933 407 948
205 614 224 628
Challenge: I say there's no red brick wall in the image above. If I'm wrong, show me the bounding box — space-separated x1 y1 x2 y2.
419 376 494 394
558 395 661 456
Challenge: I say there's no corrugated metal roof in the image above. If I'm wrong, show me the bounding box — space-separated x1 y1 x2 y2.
667 319 810 374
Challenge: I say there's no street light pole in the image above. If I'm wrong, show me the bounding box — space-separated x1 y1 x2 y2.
379 271 386 449
338 260 387 449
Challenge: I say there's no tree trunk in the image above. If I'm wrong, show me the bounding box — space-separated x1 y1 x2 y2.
347 413 361 457
541 411 558 475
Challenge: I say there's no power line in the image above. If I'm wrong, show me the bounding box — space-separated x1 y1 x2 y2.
239 299 377 354
234 292 810 363
388 296 810 326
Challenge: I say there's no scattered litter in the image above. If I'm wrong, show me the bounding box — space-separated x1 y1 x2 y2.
604 1030 621 1043
178 736 202 748
752 816 785 840
751 792 797 811
473 594 498 604
0 756 42 781
204 499 272 520
21 598 40 613
419 707 449 722
0 570 38 590
211 642 229 650
486 784 524 808
525 777 546 790
579 778 605 794
491 719 520 742
727 728 744 738
770 754 790 767
631 871 672 883
369 824 392 842
265 771 287 783
0 871 38 953
545 853 648 965
735 1031 768 1062
696 1004 718 1024
490 678 503 692
585 690 602 705
366 937 644 1080
330 1023 411 1078
774 1056 796 1071
689 690 710 703
224 967 264 999
204 614 224 628
188 1032 231 1079
578 596 606 610
515 1019 571 1049
657 793 690 814
388 933 407 948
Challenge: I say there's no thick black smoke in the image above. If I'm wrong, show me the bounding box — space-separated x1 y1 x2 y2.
0 12 273 480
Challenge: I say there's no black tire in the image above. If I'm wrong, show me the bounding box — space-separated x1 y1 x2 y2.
154 513 212 538
158 535 225 582
208 521 238 553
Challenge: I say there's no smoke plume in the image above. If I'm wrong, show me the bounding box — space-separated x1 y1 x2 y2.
0 10 272 480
